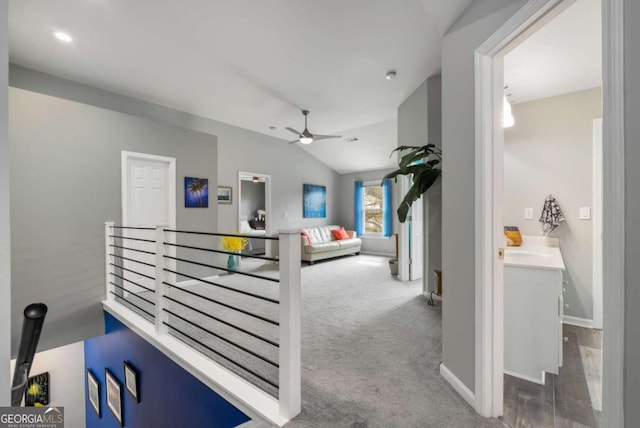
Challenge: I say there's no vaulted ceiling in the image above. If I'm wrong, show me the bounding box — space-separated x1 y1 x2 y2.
8 0 471 173
10 0 601 173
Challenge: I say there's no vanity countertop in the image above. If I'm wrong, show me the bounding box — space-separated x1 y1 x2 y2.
504 236 565 270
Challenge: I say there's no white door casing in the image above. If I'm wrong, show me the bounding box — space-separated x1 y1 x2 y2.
592 118 603 330
398 176 410 281
473 1 624 426
237 171 273 258
121 151 176 292
410 195 424 281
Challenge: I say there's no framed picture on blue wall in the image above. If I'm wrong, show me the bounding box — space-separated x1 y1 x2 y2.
87 369 100 418
303 184 326 218
105 369 123 426
124 361 139 402
185 177 209 208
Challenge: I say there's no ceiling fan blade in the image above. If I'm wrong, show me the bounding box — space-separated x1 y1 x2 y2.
288 139 300 144
285 127 302 136
313 134 342 141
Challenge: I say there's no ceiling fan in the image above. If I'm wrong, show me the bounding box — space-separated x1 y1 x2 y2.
286 110 341 144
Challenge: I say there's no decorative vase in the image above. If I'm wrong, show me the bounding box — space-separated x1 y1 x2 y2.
227 254 238 272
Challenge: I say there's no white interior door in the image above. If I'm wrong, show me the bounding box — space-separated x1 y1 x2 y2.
410 195 424 281
122 152 176 293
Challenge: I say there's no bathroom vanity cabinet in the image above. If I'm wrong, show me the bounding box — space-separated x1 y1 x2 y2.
504 237 565 385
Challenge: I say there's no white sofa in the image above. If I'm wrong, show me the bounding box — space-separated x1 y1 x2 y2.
301 225 362 264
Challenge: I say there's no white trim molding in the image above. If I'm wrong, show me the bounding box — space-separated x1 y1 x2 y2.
563 315 594 329
238 171 273 257
440 363 475 408
473 0 624 421
601 0 625 425
592 118 604 330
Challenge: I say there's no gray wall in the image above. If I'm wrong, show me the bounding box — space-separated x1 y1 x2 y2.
397 74 442 291
337 168 398 257
9 65 341 235
240 180 265 220
0 1 10 405
9 87 218 353
441 0 527 391
625 0 640 423
504 88 602 320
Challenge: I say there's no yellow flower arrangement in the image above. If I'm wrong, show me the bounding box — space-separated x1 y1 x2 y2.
222 236 249 252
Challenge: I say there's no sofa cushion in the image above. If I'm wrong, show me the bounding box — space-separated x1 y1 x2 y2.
303 225 341 244
331 227 350 240
304 241 341 254
338 238 361 249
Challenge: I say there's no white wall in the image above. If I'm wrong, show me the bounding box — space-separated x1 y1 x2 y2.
0 0 10 405
504 88 602 321
624 0 640 423
441 0 528 392
337 168 397 257
10 342 85 428
10 87 218 353
397 74 442 291
9 65 341 235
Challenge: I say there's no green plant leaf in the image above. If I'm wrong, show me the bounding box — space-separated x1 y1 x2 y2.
386 143 442 223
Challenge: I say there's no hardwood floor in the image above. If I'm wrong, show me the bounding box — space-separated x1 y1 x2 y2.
502 325 602 428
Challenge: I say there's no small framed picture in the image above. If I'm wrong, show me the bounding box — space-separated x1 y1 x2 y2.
217 186 232 204
86 369 101 418
123 361 139 402
105 369 123 426
185 177 209 208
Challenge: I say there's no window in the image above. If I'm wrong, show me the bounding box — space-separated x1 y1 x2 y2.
363 184 384 235
355 180 391 237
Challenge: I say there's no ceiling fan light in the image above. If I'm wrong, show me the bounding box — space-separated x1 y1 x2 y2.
300 137 313 145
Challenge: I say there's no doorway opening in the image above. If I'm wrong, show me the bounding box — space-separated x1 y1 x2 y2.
237 171 272 258
473 0 624 426
500 1 603 424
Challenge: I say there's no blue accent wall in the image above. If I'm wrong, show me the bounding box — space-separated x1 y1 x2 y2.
84 312 250 428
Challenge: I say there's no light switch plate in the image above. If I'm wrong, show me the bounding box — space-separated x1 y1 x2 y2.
524 208 534 220
580 207 591 220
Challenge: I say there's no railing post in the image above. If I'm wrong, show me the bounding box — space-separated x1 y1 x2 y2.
155 225 169 335
105 222 115 301
278 229 302 419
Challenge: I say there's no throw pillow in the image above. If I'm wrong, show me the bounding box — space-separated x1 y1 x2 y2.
301 231 312 245
331 228 350 241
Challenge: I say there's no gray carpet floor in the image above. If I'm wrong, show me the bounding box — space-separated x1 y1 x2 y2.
116 255 505 427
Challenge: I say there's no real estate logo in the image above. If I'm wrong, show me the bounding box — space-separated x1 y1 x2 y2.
0 406 64 428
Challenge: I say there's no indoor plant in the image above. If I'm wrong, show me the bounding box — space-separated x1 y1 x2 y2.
383 144 442 223
221 236 249 271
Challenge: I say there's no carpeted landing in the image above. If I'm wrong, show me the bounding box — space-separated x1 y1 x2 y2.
117 255 503 427
284 255 502 428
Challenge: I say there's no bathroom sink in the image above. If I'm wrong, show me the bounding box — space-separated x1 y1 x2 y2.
505 249 552 258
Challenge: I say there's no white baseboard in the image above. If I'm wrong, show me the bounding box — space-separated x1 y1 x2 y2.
360 251 395 257
234 420 274 428
563 315 594 329
440 363 475 408
503 369 545 385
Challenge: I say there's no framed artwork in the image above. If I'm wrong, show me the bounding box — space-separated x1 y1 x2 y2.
105 369 123 426
87 369 101 418
25 372 49 406
123 361 139 402
303 184 326 218
185 177 209 208
217 186 232 204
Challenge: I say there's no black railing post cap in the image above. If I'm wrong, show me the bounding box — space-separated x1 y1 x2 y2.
24 303 48 319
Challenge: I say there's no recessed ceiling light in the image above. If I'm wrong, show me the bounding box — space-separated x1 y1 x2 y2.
53 32 73 43
385 70 396 80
